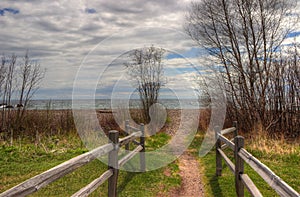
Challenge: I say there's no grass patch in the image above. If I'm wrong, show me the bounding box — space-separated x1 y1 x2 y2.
4 124 298 197
0 132 181 196
189 131 300 197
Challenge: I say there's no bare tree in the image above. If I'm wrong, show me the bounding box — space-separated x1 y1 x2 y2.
0 54 7 131
1 54 17 144
186 0 298 133
194 75 211 108
4 54 17 108
124 46 166 123
266 43 300 137
0 55 6 98
0 51 45 142
17 51 45 121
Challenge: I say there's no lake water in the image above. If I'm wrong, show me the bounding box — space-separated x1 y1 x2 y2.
27 99 203 110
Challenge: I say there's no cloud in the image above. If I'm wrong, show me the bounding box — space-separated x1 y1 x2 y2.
0 0 226 99
0 0 195 100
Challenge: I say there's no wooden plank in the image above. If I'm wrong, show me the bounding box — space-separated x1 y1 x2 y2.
132 140 140 145
71 170 113 197
215 126 222 176
217 148 235 173
128 125 140 132
218 134 235 151
233 121 238 137
118 145 143 167
108 131 119 197
0 143 114 197
119 131 142 147
239 148 300 197
240 174 263 197
234 136 245 197
221 138 234 150
125 120 130 151
139 124 146 172
221 127 236 135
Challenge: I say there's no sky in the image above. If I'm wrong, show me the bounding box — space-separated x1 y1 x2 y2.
1 0 300 101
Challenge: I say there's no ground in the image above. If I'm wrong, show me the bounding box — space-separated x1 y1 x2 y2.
160 109 205 196
177 152 204 196
157 152 204 197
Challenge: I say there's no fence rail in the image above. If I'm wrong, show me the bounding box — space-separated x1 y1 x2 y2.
0 121 145 197
216 122 300 197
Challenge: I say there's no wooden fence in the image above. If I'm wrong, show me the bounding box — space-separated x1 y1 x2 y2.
216 122 300 197
0 121 145 197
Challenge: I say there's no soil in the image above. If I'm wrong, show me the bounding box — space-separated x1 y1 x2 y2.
160 152 204 197
157 109 205 196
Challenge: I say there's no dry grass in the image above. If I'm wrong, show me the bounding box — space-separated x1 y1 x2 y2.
2 108 299 156
245 129 300 155
198 109 211 131
0 109 121 144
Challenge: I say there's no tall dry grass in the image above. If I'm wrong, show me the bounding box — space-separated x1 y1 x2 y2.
0 109 122 144
244 126 300 155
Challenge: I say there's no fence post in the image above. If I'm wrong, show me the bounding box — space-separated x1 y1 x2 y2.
125 120 129 151
140 123 146 172
234 136 244 197
233 121 238 137
215 126 222 176
108 130 119 197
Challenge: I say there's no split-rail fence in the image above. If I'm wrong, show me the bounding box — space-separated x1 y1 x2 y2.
216 122 300 197
0 121 145 197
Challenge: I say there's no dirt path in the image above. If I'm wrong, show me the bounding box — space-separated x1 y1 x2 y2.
177 152 204 197
158 152 204 197
157 109 205 196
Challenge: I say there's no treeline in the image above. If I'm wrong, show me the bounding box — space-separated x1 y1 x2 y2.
0 51 45 142
186 0 300 138
226 44 300 138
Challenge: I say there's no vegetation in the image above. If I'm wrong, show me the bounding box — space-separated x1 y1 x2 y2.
0 51 45 144
1 0 299 196
0 108 299 196
0 131 180 197
189 131 300 196
186 0 300 138
124 46 166 124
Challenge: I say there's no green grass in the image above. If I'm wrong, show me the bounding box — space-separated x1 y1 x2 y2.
0 132 181 197
2 129 299 197
189 132 300 197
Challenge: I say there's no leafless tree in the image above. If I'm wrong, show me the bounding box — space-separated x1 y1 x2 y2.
1 54 17 144
0 55 6 98
186 0 299 135
124 46 166 123
266 43 300 137
194 75 212 108
17 51 45 121
4 54 17 108
0 51 45 142
0 54 7 130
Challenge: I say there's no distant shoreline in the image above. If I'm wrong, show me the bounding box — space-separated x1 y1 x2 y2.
24 99 204 110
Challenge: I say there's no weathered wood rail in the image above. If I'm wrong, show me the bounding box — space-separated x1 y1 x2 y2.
0 121 145 197
216 122 300 197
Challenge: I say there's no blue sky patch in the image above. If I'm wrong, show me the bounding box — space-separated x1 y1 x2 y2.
85 8 97 14
286 31 300 38
0 8 20 16
166 47 206 59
